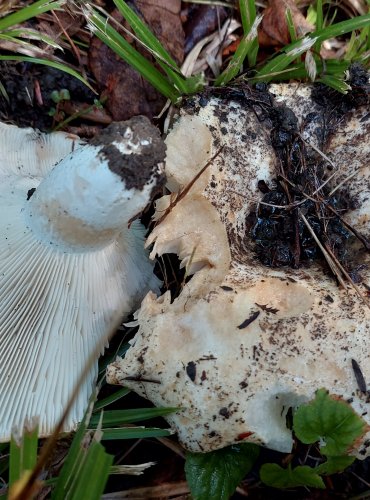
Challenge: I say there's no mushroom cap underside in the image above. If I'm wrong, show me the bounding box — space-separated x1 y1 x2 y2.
0 121 161 440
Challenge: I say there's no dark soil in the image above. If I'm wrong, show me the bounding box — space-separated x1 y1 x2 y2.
0 61 96 130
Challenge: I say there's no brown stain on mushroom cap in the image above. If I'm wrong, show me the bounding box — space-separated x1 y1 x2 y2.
91 116 166 193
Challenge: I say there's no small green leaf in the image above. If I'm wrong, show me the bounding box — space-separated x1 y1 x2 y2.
260 463 325 489
293 389 367 456
314 456 355 475
59 89 71 101
51 90 62 103
185 443 259 500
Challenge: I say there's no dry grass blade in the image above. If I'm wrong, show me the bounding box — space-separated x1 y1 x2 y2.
101 481 190 499
299 210 348 289
156 437 186 459
329 171 358 197
324 202 370 251
279 168 370 252
0 0 18 16
51 10 82 65
299 210 370 308
322 240 370 308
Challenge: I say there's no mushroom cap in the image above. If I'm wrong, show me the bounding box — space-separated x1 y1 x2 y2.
107 84 370 457
0 118 164 441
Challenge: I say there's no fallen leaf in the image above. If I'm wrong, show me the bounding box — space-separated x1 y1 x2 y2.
89 1 184 121
135 0 184 64
259 0 314 47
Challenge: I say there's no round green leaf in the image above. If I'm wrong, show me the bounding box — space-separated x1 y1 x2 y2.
293 389 367 456
185 443 259 500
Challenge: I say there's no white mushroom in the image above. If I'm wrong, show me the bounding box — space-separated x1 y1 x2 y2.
107 82 370 457
0 116 165 441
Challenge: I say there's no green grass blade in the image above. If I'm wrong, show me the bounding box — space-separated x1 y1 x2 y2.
257 59 350 82
112 0 194 93
101 427 172 440
2 28 63 49
90 407 178 427
0 55 94 92
0 33 61 56
239 0 258 66
52 399 95 500
215 14 262 85
9 435 22 486
86 9 179 101
286 9 297 42
0 0 64 31
112 0 181 72
314 13 370 43
22 423 39 472
93 387 131 412
252 36 317 80
315 0 324 31
253 14 370 82
240 0 256 32
9 421 39 488
316 74 351 93
66 441 113 500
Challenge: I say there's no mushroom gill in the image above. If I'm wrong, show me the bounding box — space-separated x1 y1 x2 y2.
0 117 165 441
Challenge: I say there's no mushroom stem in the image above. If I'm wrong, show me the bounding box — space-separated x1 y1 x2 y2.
25 117 165 252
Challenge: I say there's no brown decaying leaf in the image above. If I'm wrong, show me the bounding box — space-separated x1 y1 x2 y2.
88 1 184 121
259 0 314 47
60 100 112 124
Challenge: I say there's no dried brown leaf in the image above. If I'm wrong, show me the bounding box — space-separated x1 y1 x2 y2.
259 0 314 47
88 1 184 121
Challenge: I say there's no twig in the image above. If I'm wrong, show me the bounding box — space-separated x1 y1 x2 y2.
329 171 357 197
299 210 348 290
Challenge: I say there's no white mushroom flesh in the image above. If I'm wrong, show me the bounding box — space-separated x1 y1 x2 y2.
107 83 370 457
